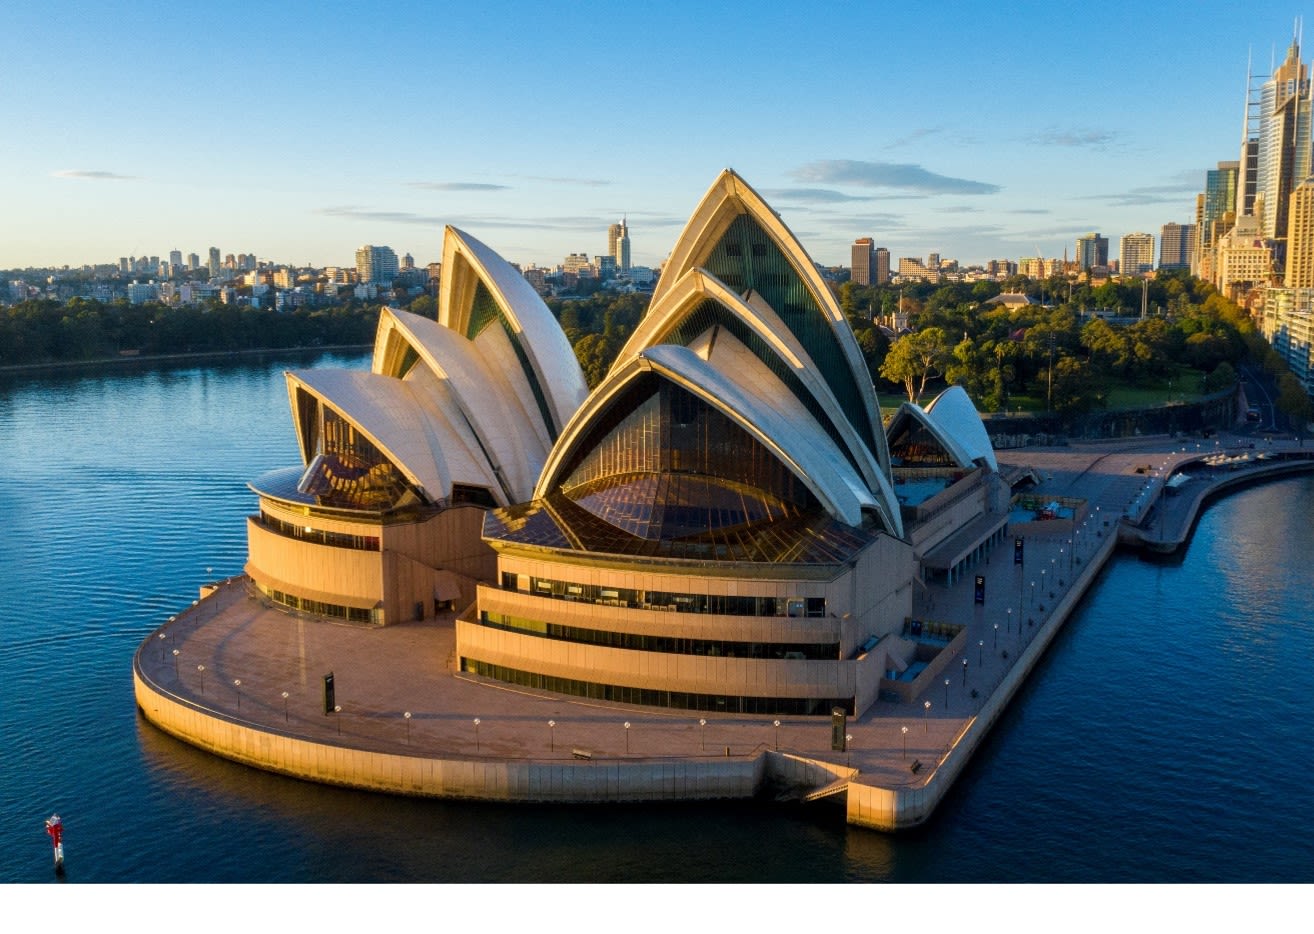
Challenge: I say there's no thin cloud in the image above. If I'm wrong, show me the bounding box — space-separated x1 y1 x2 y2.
407 181 511 192
317 207 444 226
791 160 1001 195
1026 128 1118 148
759 188 875 203
52 169 138 181
883 126 945 150
519 175 611 187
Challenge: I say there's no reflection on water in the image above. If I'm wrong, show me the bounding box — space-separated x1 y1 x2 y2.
2 353 1312 882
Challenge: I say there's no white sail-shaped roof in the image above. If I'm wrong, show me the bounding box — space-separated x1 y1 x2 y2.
439 225 587 440
639 169 891 477
602 266 902 535
372 306 548 502
924 385 999 472
286 369 500 504
537 344 880 528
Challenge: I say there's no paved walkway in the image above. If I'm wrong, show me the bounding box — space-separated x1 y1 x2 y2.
136 432 1312 799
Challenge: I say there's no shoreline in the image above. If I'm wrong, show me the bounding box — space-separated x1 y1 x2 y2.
0 344 372 376
131 435 1314 831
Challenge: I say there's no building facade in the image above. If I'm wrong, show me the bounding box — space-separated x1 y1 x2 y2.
1285 177 1314 287
355 245 400 285
1119 233 1154 275
851 237 876 285
1076 233 1108 271
1158 223 1196 270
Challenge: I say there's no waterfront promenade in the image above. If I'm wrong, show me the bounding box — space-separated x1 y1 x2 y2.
133 432 1314 830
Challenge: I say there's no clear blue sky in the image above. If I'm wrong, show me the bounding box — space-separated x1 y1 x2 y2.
2 1 1307 272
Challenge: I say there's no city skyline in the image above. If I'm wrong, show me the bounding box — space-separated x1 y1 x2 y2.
3 1 1308 272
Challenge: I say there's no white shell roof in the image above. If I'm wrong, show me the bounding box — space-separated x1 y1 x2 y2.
924 385 999 472
373 306 549 501
643 169 891 476
537 343 881 528
286 368 500 505
439 226 588 437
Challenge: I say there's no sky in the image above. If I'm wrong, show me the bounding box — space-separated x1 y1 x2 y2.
2 0 1310 273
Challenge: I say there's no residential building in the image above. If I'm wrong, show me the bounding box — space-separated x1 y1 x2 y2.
356 245 399 285
1159 223 1196 270
1075 233 1108 271
609 219 631 271
1119 233 1155 275
874 247 891 284
1259 287 1314 397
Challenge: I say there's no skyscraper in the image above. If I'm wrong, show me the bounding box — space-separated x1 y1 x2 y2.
1159 223 1196 270
207 247 220 277
874 247 890 284
1254 38 1312 243
1197 160 1240 272
1119 233 1155 275
851 237 876 285
356 245 400 285
1075 233 1108 271
608 219 631 271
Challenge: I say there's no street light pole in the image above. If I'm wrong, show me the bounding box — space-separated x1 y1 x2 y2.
923 699 931 732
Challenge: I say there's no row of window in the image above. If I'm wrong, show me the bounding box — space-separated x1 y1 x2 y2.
260 511 381 552
462 658 854 717
264 586 373 623
501 572 827 617
479 611 840 660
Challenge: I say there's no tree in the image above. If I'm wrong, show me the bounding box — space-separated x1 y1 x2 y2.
880 327 949 404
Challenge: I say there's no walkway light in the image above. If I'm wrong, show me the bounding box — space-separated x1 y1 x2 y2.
404 711 412 745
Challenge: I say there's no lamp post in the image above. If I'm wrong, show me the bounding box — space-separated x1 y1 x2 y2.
993 623 999 649
1007 607 1013 634
281 690 289 723
233 678 241 710
404 711 412 745
699 718 706 751
845 734 853 768
473 717 481 751
624 721 631 753
197 664 206 695
171 648 179 677
944 678 950 708
978 639 984 666
335 704 342 734
901 725 909 759
773 719 780 750
158 632 166 661
923 699 931 732
961 657 968 686
548 719 556 752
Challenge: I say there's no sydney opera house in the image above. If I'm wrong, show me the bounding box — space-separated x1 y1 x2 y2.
243 170 1006 720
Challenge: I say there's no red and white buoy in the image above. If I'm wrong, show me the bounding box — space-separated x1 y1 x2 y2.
45 814 64 874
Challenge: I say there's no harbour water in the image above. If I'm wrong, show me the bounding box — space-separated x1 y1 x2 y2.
2 353 1312 883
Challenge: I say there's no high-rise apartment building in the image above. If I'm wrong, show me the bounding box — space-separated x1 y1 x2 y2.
1075 233 1108 271
1119 233 1155 275
207 247 220 277
1284 177 1314 287
608 219 631 271
850 237 876 285
1159 223 1196 270
874 247 890 284
355 245 400 285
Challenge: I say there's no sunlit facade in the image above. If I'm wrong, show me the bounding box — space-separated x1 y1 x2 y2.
244 226 588 625
458 171 1005 718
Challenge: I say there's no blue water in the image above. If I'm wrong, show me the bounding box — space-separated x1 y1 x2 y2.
2 353 1312 882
